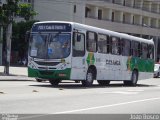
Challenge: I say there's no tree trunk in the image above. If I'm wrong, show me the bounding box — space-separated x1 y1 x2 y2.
4 23 12 75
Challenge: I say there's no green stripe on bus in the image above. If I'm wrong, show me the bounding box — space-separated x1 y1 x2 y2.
127 56 154 72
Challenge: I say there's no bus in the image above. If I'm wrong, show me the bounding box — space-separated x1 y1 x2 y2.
28 21 155 87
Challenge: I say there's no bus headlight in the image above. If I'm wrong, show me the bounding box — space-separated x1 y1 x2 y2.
61 59 65 63
28 61 37 69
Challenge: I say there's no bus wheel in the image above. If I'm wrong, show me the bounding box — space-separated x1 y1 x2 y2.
124 71 138 86
97 80 110 86
82 69 94 87
49 79 61 86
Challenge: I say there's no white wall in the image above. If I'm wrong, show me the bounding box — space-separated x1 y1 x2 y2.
34 0 85 23
34 0 73 21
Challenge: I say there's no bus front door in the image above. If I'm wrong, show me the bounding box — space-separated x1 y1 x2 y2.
71 32 86 80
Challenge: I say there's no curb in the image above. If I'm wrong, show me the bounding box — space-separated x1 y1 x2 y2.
0 74 35 81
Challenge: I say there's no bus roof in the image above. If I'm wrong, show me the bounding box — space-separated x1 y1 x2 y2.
34 21 154 45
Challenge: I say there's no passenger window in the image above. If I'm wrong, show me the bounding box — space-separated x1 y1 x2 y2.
148 44 154 59
121 39 131 56
98 34 109 54
131 41 141 57
111 36 121 55
87 31 97 52
106 36 111 53
73 32 85 57
141 43 148 59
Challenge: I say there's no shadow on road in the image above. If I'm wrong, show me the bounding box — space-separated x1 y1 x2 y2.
29 81 157 89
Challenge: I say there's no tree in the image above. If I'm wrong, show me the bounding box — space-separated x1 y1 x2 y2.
0 0 37 74
12 20 38 65
18 3 37 21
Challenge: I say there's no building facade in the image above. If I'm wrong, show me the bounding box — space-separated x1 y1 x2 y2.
0 0 160 65
34 0 160 61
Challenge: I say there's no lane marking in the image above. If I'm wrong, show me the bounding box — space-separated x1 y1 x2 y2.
19 115 48 120
100 91 139 95
127 89 144 92
54 97 160 114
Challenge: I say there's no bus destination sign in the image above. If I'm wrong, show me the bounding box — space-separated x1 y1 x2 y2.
32 23 72 32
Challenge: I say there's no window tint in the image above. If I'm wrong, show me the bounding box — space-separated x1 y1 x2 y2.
111 36 121 55
141 43 148 59
106 36 111 53
87 31 97 52
122 39 131 56
98 34 109 54
148 44 154 59
73 32 85 57
131 41 141 57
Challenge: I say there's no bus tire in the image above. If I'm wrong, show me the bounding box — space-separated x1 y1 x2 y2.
82 69 94 87
97 80 110 86
124 70 138 86
49 79 61 86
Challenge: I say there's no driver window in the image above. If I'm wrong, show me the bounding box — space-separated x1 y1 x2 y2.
73 32 85 57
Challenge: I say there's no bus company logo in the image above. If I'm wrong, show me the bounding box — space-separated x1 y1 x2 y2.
2 114 18 120
86 52 95 65
106 59 121 65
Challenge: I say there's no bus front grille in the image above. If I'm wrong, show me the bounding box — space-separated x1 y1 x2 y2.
39 71 54 75
35 61 60 66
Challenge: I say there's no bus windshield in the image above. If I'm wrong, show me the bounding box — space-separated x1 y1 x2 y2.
29 33 71 59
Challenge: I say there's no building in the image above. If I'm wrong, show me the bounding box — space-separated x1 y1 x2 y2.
0 0 160 65
33 0 160 61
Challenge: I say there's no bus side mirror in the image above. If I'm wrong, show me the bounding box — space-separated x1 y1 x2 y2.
25 31 30 42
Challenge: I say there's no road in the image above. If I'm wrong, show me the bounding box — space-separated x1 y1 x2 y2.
0 77 160 116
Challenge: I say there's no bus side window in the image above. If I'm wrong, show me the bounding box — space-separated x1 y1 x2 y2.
148 44 154 59
121 39 131 56
106 36 110 53
98 34 109 54
141 43 148 59
138 42 141 57
87 31 97 52
73 32 85 57
110 36 120 55
132 41 141 57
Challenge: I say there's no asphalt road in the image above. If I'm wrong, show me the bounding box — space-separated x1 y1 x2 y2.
0 77 160 116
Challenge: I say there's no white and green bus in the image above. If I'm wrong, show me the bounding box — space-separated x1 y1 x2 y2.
28 21 154 86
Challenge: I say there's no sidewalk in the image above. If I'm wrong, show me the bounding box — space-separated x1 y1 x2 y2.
0 66 34 81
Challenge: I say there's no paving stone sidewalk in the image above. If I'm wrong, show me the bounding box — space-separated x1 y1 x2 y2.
0 66 34 81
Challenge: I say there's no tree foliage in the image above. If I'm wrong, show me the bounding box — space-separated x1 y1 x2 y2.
0 0 38 67
17 3 37 21
0 0 37 24
12 20 38 51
